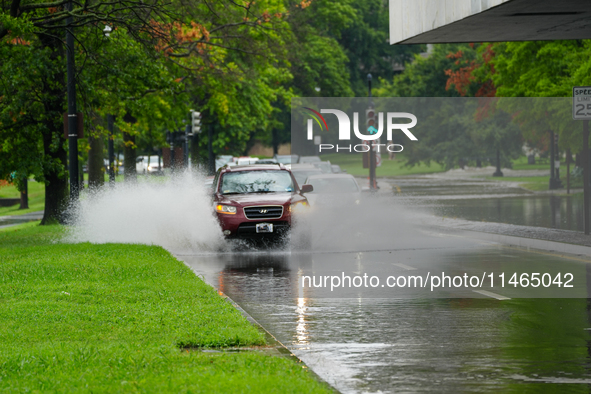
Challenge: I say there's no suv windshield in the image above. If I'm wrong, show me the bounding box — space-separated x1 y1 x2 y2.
220 170 294 194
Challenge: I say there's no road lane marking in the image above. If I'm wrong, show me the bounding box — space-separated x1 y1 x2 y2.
392 263 417 270
473 290 511 300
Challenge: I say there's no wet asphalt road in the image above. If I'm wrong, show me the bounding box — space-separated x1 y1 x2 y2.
177 174 591 393
178 240 591 393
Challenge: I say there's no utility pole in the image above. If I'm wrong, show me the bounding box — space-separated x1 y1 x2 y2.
573 87 590 234
104 25 115 185
584 121 590 235
184 124 190 168
549 131 562 189
170 132 175 173
208 123 215 176
367 73 377 191
190 110 201 169
107 114 115 183
66 0 79 200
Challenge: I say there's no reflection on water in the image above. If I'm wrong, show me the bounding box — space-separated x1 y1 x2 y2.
180 248 591 393
431 194 585 232
295 296 309 348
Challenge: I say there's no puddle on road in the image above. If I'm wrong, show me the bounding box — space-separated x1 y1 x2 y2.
430 194 585 232
180 245 591 393
386 177 586 233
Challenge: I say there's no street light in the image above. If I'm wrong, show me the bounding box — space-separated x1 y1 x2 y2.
66 0 79 200
367 73 376 191
104 25 115 184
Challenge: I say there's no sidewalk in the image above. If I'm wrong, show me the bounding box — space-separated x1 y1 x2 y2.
0 211 43 229
417 215 591 259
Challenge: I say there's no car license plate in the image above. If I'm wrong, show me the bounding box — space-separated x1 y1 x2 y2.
256 223 273 233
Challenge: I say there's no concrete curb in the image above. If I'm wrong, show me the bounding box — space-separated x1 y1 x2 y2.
426 224 591 260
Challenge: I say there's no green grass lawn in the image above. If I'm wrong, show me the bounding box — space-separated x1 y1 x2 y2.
322 153 445 177
0 180 45 216
510 155 552 171
0 223 332 393
484 176 551 191
484 168 582 192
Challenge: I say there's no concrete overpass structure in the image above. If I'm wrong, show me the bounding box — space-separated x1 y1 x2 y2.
390 0 591 44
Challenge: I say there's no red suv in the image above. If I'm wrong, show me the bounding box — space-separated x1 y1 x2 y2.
212 164 312 240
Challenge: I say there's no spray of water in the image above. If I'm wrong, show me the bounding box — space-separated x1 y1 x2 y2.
292 193 431 253
65 171 224 252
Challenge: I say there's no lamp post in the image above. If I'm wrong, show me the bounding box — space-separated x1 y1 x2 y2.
367 73 377 191
103 25 115 184
66 0 79 200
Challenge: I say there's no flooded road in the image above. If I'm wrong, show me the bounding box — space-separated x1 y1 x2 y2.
387 175 586 233
176 171 591 393
178 236 591 393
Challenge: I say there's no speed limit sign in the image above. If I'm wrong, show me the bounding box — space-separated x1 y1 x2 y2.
573 86 591 120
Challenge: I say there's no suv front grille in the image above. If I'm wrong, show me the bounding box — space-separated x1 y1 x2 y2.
244 206 283 219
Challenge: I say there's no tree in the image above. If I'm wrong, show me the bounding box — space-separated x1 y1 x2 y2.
376 44 468 98
1 0 178 223
1 0 295 222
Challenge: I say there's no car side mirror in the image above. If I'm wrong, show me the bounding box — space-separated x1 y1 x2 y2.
301 184 313 194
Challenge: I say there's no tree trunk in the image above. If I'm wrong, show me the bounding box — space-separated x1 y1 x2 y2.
88 133 105 189
123 131 137 182
39 32 68 225
272 129 279 155
19 178 28 210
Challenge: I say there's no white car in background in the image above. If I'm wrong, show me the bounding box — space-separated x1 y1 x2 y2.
136 155 161 174
287 164 323 188
303 173 361 207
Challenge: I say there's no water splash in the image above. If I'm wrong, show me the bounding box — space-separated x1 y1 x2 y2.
65 171 224 252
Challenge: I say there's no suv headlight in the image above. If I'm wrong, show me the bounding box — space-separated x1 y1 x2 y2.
289 201 308 213
216 204 237 214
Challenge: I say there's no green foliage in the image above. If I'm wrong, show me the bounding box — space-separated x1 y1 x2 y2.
337 0 423 95
476 41 591 155
376 44 467 97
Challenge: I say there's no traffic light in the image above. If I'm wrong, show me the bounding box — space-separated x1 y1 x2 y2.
366 108 376 134
191 110 201 134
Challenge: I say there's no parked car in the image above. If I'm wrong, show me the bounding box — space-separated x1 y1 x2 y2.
331 164 346 173
255 159 278 164
287 164 323 188
312 161 332 174
303 173 361 207
274 154 299 164
298 156 321 164
212 164 312 241
234 157 259 166
216 155 234 171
